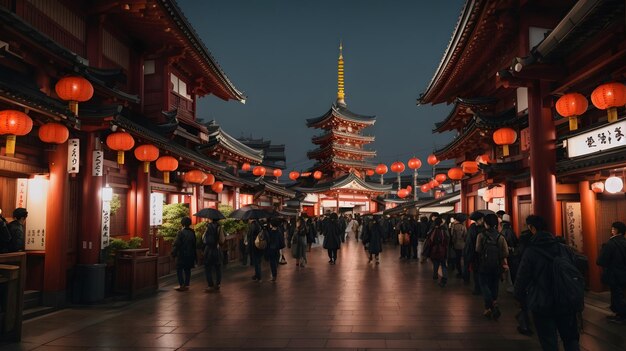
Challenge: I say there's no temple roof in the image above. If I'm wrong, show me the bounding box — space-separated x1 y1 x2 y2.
198 121 264 164
314 157 378 170
312 130 375 145
383 190 461 216
434 97 498 133
292 172 391 194
308 143 376 160
306 103 376 128
237 136 287 169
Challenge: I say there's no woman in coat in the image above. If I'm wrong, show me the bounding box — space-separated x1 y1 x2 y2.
266 218 286 282
172 217 197 291
323 213 343 264
425 217 449 287
362 216 383 264
450 216 467 277
292 217 308 267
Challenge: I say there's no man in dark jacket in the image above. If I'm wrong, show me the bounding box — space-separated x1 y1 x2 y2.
172 217 197 291
476 214 509 319
597 221 626 324
247 219 264 282
7 208 27 252
514 215 580 351
202 219 224 291
464 212 484 294
323 213 343 264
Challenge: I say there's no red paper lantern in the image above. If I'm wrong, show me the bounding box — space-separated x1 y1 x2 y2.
55 76 94 115
476 153 491 165
211 181 224 193
408 157 422 170
397 189 409 198
134 144 159 173
203 173 216 186
447 167 464 181
184 170 207 184
313 170 323 179
556 93 588 131
429 179 440 188
462 161 479 174
289 171 300 180
435 174 447 183
427 154 439 166
375 164 388 175
591 181 604 193
366 169 375 176
391 161 405 173
253 166 266 177
273 169 282 178
242 162 251 171
420 184 431 193
38 122 69 144
156 156 178 183
106 131 135 165
493 128 517 157
0 110 33 156
591 82 626 122
406 185 412 192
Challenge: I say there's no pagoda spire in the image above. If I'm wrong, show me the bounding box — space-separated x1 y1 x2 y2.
337 41 346 106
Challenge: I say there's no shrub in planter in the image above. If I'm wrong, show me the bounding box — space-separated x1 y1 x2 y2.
158 203 189 242
102 237 143 265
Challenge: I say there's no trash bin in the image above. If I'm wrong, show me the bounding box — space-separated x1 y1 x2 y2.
0 264 20 338
73 264 105 303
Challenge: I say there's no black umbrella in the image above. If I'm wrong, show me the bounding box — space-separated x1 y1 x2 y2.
229 205 262 220
240 209 274 220
194 208 225 220
454 213 468 222
476 209 496 216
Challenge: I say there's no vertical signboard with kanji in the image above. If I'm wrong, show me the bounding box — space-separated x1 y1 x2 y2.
25 177 48 251
15 178 28 209
101 201 110 248
564 202 583 253
150 193 164 226
93 150 103 176
68 138 80 174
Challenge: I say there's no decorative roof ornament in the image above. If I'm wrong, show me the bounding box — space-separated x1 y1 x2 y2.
337 41 346 106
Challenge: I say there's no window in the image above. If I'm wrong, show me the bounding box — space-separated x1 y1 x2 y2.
170 73 191 100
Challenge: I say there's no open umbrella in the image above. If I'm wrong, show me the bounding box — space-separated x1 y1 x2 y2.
453 213 468 222
476 209 496 216
229 205 262 220
194 208 225 220
240 209 274 220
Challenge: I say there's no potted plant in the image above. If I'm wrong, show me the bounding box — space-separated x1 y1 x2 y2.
102 237 143 296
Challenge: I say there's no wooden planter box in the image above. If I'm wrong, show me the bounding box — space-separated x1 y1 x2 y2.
0 252 26 342
114 249 158 299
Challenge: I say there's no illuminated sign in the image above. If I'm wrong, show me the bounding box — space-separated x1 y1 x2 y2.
567 120 626 158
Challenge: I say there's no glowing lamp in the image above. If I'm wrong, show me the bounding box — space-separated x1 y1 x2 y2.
462 161 479 174
435 174 447 183
375 164 388 175
313 170 322 179
493 128 517 157
366 169 375 176
0 110 33 156
476 153 491 165
134 144 159 173
156 156 178 183
406 185 412 192
420 184 431 193
273 169 282 178
591 82 626 123
397 189 409 198
556 93 588 131
427 154 439 166
590 181 604 193
429 179 440 188
203 173 215 186
447 167 464 180
391 161 405 173
253 166 266 177
106 131 135 165
55 76 94 115
605 176 624 194
289 171 300 180
211 181 224 193
242 162 251 172
102 186 113 202
408 157 422 170
38 122 69 144
184 170 207 184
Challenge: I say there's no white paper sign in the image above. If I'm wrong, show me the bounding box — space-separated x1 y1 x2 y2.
25 177 48 251
68 138 80 174
101 201 111 248
15 178 28 209
150 193 164 226
93 150 103 176
567 120 626 158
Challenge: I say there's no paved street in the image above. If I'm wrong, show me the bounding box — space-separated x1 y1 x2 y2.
3 240 625 351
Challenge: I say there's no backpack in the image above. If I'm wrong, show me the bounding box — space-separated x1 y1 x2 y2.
480 231 502 274
254 229 268 250
536 246 585 313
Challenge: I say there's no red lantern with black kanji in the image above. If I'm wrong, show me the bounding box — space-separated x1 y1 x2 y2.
0 110 33 156
106 131 135 165
556 92 588 131
591 82 626 123
134 144 159 173
493 128 517 157
55 76 94 115
38 122 69 144
156 156 178 183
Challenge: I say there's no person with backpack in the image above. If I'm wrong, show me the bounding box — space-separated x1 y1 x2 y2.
171 217 197 292
266 217 286 282
514 215 582 351
475 213 509 320
464 211 485 294
202 218 225 292
323 213 343 264
597 221 626 324
425 217 449 287
450 215 467 278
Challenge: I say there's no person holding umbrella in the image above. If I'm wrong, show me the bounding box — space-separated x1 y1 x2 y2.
202 217 225 292
172 216 197 291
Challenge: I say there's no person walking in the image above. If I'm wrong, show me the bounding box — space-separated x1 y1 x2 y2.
7 208 27 252
292 217 308 267
464 211 485 294
425 217 449 287
202 218 225 292
172 217 197 291
450 215 467 278
362 215 383 264
514 215 582 351
398 216 412 260
306 218 316 252
409 214 420 260
323 213 343 264
247 219 264 282
266 217 285 282
597 221 626 324
475 213 509 320
346 215 358 241
501 214 520 290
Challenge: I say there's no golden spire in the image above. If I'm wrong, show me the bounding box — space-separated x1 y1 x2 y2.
337 41 345 105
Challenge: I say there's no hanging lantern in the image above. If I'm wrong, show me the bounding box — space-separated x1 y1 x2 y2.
203 173 216 186
273 169 282 178
447 167 464 180
590 181 604 193
242 162 251 172
184 170 207 184
435 174 447 183
211 181 224 193
476 153 491 165
556 92 588 131
252 166 266 177
313 170 322 179
462 161 479 174
605 176 624 194
366 169 375 176
420 183 431 193
391 161 405 173
0 110 33 156
406 185 412 192
591 82 626 123
55 76 94 115
106 131 135 165
493 128 517 157
397 189 409 198
134 144 159 173
429 179 440 188
289 171 300 180
375 164 388 175
38 122 69 144
408 157 422 170
427 154 439 166
156 156 178 183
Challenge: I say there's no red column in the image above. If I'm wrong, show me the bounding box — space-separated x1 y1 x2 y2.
190 184 203 224
528 81 557 234
43 143 68 299
136 167 150 247
78 133 103 264
580 181 602 291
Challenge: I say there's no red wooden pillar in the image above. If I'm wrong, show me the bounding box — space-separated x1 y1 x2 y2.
78 133 103 264
136 167 150 247
191 184 203 224
528 81 557 234
43 143 69 305
580 181 602 291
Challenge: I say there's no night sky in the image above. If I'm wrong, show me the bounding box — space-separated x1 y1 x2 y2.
177 0 464 172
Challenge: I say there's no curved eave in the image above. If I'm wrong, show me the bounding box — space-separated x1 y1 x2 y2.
307 104 376 128
321 157 377 169
307 145 376 160
292 173 391 193
201 127 264 163
312 131 375 145
433 97 498 133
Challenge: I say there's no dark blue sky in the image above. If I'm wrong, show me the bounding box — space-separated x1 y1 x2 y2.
178 0 464 172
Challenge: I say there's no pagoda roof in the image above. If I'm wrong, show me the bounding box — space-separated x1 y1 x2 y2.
308 143 376 160
237 136 287 169
292 172 391 194
312 130 375 145
258 179 296 198
306 102 375 128
434 97 498 133
314 157 378 170
198 121 264 164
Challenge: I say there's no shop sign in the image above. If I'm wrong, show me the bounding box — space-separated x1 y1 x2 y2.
68 138 80 173
150 193 164 226
15 178 28 209
93 150 103 176
520 127 531 152
564 202 583 253
25 177 48 251
101 201 110 248
567 120 626 158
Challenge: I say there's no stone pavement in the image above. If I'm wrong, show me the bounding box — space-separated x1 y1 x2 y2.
2 239 625 350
